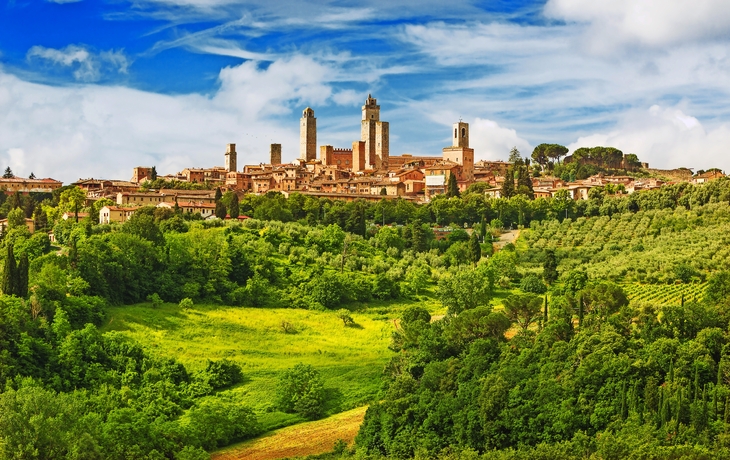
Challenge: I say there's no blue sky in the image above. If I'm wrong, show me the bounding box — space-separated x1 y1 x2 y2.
1 0 730 182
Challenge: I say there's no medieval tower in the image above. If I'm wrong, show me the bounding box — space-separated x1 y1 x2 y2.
361 95 389 170
300 107 317 162
442 121 474 181
225 143 237 172
270 143 282 165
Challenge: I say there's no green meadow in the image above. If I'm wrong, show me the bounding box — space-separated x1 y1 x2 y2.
102 298 440 431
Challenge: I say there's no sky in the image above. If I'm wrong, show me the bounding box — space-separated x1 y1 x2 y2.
1 0 730 183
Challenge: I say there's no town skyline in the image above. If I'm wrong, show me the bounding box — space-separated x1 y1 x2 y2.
2 1 730 183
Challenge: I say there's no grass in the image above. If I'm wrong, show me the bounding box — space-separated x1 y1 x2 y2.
102 299 437 431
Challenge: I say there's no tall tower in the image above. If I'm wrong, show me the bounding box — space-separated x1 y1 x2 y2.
361 95 389 170
270 144 282 165
300 107 317 162
442 121 474 182
225 143 237 172
453 121 469 148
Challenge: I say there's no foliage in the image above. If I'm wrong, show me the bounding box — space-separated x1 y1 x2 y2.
519 273 546 294
277 364 326 419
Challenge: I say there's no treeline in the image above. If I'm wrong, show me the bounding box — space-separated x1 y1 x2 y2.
230 177 730 231
354 270 730 459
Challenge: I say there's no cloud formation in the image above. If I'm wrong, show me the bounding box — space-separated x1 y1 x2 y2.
26 45 129 82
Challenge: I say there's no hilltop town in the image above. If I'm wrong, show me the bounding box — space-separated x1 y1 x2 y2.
0 94 725 226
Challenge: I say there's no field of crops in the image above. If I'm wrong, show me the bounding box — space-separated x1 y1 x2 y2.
623 282 707 305
520 203 730 282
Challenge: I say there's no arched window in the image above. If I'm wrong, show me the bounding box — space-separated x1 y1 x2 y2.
454 128 457 138
461 128 466 138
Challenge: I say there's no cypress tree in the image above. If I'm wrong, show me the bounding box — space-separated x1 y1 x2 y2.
173 197 181 215
543 249 558 285
447 172 460 198
516 165 534 199
694 364 700 402
214 187 223 202
16 252 28 298
544 294 548 324
620 380 628 420
229 193 240 219
467 231 481 266
578 294 584 327
480 216 487 243
2 244 16 296
725 394 730 426
675 388 682 434
500 167 515 199
669 359 675 384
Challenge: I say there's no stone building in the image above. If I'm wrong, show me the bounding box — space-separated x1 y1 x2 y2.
361 95 389 170
300 108 317 161
225 144 237 172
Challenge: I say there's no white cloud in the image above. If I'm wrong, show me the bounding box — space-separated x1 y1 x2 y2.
544 0 730 51
567 105 730 172
470 118 532 162
26 45 129 82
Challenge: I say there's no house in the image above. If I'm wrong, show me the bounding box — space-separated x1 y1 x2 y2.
156 201 216 218
0 176 63 193
0 217 35 234
62 212 90 221
99 206 139 224
117 192 168 206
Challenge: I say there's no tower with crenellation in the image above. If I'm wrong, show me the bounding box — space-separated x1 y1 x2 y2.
361 95 389 170
300 107 317 162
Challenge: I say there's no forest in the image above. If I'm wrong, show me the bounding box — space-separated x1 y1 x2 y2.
1 176 730 458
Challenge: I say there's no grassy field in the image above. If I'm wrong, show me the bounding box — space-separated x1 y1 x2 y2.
102 298 439 431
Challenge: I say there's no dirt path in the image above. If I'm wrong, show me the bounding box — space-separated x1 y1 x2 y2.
212 406 367 460
494 229 520 249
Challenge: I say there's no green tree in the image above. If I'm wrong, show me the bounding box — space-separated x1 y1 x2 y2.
437 264 494 315
545 144 569 165
150 166 158 181
59 186 87 223
228 193 240 219
508 147 522 164
276 364 326 419
447 172 460 198
2 244 16 296
543 249 558 285
7 208 25 229
516 165 534 199
467 231 481 265
3 167 13 178
520 274 547 294
16 252 28 298
500 167 515 199
503 293 543 331
706 271 730 304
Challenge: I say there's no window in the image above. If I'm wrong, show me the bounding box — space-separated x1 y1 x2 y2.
461 128 466 138
454 128 457 138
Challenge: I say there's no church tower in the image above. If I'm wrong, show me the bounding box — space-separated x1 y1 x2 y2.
225 143 237 172
442 121 474 182
361 95 389 169
300 107 317 162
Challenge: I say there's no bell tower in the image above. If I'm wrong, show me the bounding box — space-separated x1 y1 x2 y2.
225 143 237 172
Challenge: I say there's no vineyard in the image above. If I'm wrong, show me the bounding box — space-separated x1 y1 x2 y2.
520 202 730 283
622 282 707 305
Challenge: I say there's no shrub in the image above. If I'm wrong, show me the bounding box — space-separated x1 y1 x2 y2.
276 363 326 419
520 274 547 294
147 293 163 308
179 298 193 310
337 309 355 327
199 359 243 390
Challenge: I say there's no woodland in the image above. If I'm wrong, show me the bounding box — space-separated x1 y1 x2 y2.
1 166 730 459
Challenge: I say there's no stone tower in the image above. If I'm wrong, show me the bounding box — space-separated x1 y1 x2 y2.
453 121 469 148
225 143 237 172
361 95 389 170
442 121 474 182
300 107 317 162
270 143 282 165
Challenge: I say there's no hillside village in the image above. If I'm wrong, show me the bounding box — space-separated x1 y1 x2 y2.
0 94 726 227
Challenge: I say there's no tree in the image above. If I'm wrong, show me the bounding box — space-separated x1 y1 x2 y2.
215 200 227 219
508 147 522 164
467 231 481 265
503 293 543 331
520 274 547 294
150 166 158 181
3 167 13 178
706 271 730 305
500 167 515 199
437 265 494 315
59 186 86 223
543 249 558 285
336 309 354 327
545 144 568 165
2 244 16 296
447 172 460 198
531 144 550 169
516 165 534 199
276 364 326 419
7 208 25 229
28 172 36 179
228 193 240 219
16 253 28 298
581 282 628 322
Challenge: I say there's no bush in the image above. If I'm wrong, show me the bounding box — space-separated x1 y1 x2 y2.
520 274 547 294
198 359 243 390
276 363 326 419
337 309 354 327
147 293 163 308
179 298 193 310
